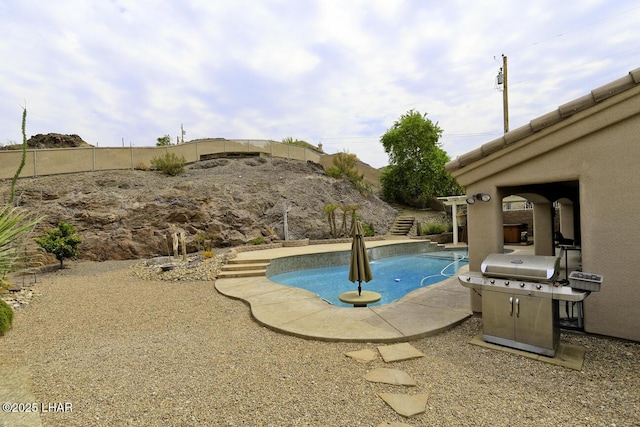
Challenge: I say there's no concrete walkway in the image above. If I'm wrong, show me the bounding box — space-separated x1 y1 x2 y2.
215 240 472 342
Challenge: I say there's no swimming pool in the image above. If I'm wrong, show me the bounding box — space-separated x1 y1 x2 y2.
269 251 468 306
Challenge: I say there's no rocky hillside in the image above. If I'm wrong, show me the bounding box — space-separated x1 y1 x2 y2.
26 133 92 149
4 156 398 261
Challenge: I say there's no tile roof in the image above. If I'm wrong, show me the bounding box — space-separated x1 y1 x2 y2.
445 67 640 172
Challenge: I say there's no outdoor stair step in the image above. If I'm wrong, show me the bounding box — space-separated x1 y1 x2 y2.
389 215 415 236
217 269 267 279
226 258 271 264
221 262 270 271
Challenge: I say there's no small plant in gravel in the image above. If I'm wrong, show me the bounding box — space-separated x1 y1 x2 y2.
203 250 214 258
150 152 186 176
0 299 13 336
35 221 82 268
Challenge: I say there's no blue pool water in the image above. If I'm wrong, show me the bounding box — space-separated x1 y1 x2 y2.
269 251 468 307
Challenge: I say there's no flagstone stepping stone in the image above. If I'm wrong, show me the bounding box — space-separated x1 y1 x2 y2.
377 392 430 417
364 368 416 386
376 422 414 427
345 348 378 363
377 342 425 363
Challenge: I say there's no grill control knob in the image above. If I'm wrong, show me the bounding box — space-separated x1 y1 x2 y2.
490 279 495 284
466 276 471 282
520 282 525 288
536 284 542 290
504 281 510 286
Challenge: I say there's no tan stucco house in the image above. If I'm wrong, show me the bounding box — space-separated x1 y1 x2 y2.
446 68 640 342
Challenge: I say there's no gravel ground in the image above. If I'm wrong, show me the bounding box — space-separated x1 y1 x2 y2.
1 260 639 427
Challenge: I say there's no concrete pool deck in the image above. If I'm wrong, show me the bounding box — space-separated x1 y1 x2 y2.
215 239 474 342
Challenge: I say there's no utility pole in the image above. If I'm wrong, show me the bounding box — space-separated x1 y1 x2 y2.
496 54 509 133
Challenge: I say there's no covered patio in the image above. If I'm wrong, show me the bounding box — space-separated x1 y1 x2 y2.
446 68 640 342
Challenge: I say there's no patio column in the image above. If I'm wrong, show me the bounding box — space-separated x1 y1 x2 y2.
533 202 554 256
436 196 467 246
451 203 459 245
467 187 503 313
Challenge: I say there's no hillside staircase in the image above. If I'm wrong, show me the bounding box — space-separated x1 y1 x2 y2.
389 215 415 236
217 258 271 279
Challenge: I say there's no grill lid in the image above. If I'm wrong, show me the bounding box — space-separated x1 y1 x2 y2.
481 253 560 282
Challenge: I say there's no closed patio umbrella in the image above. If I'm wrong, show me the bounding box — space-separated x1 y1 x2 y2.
348 220 373 295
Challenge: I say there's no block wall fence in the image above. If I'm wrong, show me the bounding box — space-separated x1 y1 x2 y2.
0 139 322 180
0 138 383 193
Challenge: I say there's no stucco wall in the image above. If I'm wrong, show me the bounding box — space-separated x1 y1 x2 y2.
452 85 640 342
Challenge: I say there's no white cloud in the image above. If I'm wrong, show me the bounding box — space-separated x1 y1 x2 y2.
1 0 639 167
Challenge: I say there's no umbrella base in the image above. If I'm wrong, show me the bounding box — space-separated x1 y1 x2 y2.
339 290 382 307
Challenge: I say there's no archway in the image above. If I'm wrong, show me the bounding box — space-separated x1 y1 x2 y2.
498 180 579 256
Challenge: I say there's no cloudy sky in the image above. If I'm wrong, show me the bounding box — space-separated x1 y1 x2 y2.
1 1 639 168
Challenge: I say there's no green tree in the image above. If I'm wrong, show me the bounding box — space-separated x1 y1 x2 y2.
35 222 82 268
156 135 171 146
380 110 462 207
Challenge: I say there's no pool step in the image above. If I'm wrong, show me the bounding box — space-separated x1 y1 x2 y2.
389 215 415 236
222 262 271 271
218 258 271 278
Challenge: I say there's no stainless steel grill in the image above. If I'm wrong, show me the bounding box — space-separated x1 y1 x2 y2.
459 253 594 357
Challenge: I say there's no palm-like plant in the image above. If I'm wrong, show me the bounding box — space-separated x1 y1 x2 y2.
0 205 41 277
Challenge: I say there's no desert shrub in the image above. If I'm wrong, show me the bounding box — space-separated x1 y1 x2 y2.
281 137 323 154
249 236 265 245
134 161 149 170
203 250 214 258
0 299 13 336
326 152 371 195
0 205 41 277
421 222 448 234
195 232 217 251
150 152 186 176
361 223 375 237
324 166 341 179
34 221 82 268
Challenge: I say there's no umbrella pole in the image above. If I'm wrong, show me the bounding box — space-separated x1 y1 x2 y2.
358 281 362 296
